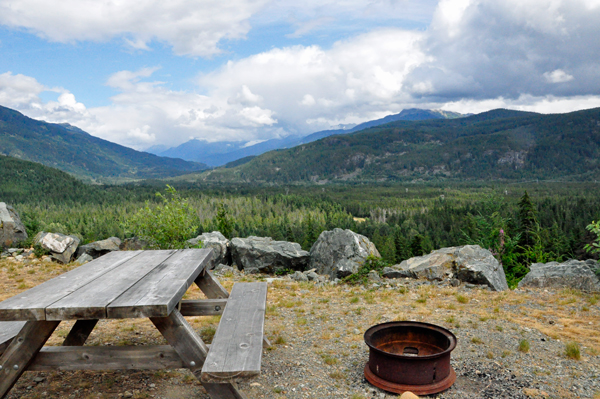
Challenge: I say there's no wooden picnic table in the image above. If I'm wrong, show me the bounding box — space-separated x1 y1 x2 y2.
0 249 267 399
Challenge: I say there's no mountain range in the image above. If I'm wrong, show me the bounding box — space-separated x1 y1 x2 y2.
184 107 600 183
150 108 465 167
0 105 207 182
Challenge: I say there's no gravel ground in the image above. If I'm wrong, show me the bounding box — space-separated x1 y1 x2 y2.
1 260 599 399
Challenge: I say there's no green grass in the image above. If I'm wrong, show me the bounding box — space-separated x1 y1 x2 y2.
518 339 530 353
565 342 581 360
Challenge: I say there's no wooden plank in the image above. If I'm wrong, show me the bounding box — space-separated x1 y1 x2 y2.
0 320 60 398
45 250 175 320
150 308 208 378
196 270 230 299
62 319 98 346
200 283 267 383
28 345 185 371
0 322 26 355
107 249 212 318
180 299 228 316
0 251 142 321
203 382 248 399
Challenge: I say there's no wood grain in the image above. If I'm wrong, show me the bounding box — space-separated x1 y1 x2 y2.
200 283 267 383
107 249 212 318
0 320 60 398
62 320 98 346
0 322 26 356
28 345 184 371
180 299 228 316
45 250 175 320
0 251 141 321
196 270 230 299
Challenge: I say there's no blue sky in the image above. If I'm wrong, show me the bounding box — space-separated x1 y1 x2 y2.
1 0 600 150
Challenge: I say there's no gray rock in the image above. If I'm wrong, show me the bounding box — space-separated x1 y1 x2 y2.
187 231 230 267
213 264 235 275
0 202 28 248
245 267 260 274
518 259 600 292
383 245 508 291
306 271 320 281
231 236 309 274
309 228 381 279
291 271 309 282
390 247 459 281
119 237 150 251
368 270 381 282
454 245 509 291
76 237 121 259
34 232 80 264
75 253 94 265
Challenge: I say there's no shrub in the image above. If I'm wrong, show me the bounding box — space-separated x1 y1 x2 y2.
343 255 387 285
125 185 199 249
565 342 581 360
518 339 530 353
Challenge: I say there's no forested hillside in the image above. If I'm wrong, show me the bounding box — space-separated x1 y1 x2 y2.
0 106 207 182
193 108 600 183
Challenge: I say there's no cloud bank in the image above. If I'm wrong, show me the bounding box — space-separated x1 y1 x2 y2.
1 0 600 150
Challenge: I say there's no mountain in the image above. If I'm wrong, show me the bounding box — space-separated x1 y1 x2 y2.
184 107 600 183
155 108 466 167
0 106 207 182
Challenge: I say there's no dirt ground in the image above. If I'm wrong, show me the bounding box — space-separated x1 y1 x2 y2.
0 257 599 399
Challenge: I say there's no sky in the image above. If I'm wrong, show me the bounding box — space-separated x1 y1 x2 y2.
1 0 600 151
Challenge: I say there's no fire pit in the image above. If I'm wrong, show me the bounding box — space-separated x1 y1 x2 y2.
364 321 457 395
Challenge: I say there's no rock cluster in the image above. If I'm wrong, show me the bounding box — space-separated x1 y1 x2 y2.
34 232 80 264
0 202 28 248
518 259 600 292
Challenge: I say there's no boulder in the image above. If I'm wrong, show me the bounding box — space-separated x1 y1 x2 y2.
518 259 600 292
75 253 94 265
389 247 458 281
187 231 230 267
0 202 28 248
309 228 381 279
384 245 509 291
34 232 80 264
291 270 309 282
454 245 509 291
119 237 150 251
231 236 310 274
76 237 121 259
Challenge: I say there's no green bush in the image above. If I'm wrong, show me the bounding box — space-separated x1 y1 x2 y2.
343 255 387 285
124 185 199 249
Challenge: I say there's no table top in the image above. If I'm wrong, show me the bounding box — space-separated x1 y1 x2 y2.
0 249 212 322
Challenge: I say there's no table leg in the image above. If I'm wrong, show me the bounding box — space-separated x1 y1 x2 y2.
62 319 98 346
150 309 245 399
0 320 60 398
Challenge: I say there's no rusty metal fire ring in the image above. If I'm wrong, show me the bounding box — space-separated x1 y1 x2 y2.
364 321 457 395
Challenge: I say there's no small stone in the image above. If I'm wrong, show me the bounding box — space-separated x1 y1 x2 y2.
400 392 419 399
353 328 361 335
123 391 133 398
33 377 46 383
450 278 460 287
149 384 156 388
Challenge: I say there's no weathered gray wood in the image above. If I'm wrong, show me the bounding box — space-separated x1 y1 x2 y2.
150 308 208 377
0 251 142 321
203 382 249 399
196 270 230 299
107 249 212 318
0 322 26 355
180 299 228 316
28 345 185 371
0 320 60 398
62 319 98 346
45 250 175 320
201 283 267 383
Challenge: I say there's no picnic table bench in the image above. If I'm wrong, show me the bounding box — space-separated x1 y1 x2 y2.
0 249 268 399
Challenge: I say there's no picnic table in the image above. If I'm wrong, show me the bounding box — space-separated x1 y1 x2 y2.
0 249 268 399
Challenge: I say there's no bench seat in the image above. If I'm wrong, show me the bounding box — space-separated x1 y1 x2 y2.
0 321 26 355
200 282 267 383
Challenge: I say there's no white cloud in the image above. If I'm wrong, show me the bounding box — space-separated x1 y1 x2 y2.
543 69 574 83
0 0 270 57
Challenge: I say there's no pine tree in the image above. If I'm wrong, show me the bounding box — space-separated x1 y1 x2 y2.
518 191 537 249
